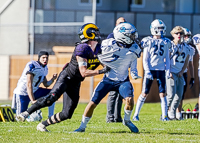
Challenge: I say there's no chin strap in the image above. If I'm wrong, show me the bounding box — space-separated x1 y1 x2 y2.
37 61 46 68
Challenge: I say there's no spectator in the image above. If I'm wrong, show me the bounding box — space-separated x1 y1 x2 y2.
167 26 194 120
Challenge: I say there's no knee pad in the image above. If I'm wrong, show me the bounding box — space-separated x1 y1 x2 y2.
37 93 58 107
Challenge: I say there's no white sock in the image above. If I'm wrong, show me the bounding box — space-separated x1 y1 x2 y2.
80 115 91 129
176 112 181 119
124 107 132 121
48 102 55 118
160 96 167 119
134 94 146 117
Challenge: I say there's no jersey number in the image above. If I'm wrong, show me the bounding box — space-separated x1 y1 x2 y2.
175 53 185 63
153 44 164 56
35 76 42 87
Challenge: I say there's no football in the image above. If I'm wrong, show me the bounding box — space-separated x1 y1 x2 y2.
26 110 42 122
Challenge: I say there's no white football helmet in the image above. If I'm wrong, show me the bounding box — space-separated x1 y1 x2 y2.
150 19 166 36
182 27 192 43
26 110 42 122
113 22 138 45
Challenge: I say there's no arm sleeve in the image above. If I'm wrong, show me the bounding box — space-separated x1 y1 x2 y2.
130 58 138 75
143 45 150 72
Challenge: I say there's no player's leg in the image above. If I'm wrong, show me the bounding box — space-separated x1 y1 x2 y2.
157 70 168 121
106 91 117 122
166 73 176 111
168 76 184 119
34 88 55 118
119 81 139 133
132 75 153 121
11 94 17 113
17 72 67 122
37 79 80 132
176 72 187 119
75 77 113 132
16 95 30 116
114 93 123 122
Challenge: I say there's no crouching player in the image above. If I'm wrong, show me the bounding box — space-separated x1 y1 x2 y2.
74 22 141 133
12 51 57 120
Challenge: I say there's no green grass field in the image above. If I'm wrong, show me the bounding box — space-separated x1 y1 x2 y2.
1 98 200 143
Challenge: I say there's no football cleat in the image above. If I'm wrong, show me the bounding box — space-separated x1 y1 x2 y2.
17 111 29 122
162 117 169 121
37 123 49 132
74 127 85 132
123 119 139 133
132 115 139 121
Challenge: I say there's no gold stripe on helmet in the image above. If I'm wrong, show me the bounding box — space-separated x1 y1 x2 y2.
83 24 98 40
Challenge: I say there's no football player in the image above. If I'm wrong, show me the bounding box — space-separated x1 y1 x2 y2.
74 22 141 133
192 34 200 121
176 27 196 120
17 23 110 132
106 17 141 123
12 51 57 119
132 19 171 121
167 26 194 120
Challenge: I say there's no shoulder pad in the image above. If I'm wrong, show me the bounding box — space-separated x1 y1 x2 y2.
101 38 116 46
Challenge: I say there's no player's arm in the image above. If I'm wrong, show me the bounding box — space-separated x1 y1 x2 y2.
26 73 35 103
43 74 57 87
178 55 190 77
77 56 109 77
165 47 171 78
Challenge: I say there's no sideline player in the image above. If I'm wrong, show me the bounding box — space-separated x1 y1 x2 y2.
12 51 57 119
17 23 110 132
192 34 200 121
132 19 171 121
74 22 141 133
167 26 194 120
176 27 195 120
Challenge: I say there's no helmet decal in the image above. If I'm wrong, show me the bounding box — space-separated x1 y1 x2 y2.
82 23 98 39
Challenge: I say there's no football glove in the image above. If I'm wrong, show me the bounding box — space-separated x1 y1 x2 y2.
131 72 142 80
189 78 194 88
145 71 153 80
99 66 110 74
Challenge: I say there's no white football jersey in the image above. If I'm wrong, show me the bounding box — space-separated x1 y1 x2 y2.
98 38 141 81
141 36 171 71
170 42 194 74
13 61 48 95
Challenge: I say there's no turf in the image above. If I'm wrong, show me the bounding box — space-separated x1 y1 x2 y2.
0 98 200 143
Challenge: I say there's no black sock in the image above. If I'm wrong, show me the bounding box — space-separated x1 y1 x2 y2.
42 120 50 126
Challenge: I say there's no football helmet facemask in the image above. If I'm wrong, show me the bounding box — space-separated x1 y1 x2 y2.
182 27 192 43
113 22 138 45
78 23 101 43
150 19 166 36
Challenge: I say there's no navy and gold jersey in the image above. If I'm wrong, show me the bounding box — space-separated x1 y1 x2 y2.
65 43 101 81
